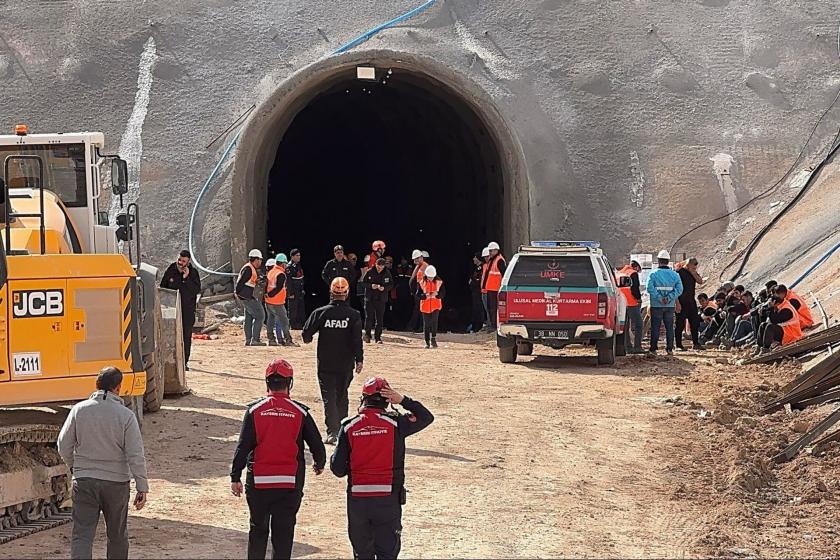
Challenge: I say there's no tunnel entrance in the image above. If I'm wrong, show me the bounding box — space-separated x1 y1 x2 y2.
231 52 529 332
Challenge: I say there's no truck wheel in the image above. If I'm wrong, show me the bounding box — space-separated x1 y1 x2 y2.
616 328 627 357
596 335 616 366
517 341 533 356
142 290 165 413
499 344 518 363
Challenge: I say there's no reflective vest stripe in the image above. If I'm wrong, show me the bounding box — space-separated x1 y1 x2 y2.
485 255 504 292
420 279 443 313
254 475 297 485
351 484 393 494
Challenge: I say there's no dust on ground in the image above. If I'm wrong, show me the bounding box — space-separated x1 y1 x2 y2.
2 326 838 558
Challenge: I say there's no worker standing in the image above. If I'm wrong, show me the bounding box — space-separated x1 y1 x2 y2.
236 249 267 346
363 257 393 344
674 257 705 351
322 245 354 287
366 240 387 270
646 250 683 356
160 249 202 369
469 250 487 333
266 254 296 346
57 367 148 560
406 250 428 333
302 277 364 444
286 249 306 329
417 265 445 348
481 242 506 332
230 359 326 560
331 377 434 560
616 260 643 354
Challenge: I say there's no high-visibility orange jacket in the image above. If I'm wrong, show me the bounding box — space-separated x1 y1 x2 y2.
266 266 288 305
481 255 506 293
419 278 443 313
777 299 803 345
616 265 640 307
787 290 814 329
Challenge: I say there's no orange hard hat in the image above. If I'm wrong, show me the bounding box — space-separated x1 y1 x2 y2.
330 277 350 298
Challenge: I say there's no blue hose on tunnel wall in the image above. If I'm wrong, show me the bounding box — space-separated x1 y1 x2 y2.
790 239 840 290
189 0 440 276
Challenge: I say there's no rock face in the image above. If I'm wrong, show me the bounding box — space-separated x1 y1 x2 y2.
1 0 837 271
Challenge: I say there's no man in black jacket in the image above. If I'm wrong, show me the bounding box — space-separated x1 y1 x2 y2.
286 249 306 329
362 258 393 344
230 359 326 560
331 377 433 560
160 250 202 368
321 245 355 287
302 277 364 444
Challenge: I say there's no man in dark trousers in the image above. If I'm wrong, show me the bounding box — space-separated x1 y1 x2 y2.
675 257 705 351
322 245 355 288
286 249 306 329
362 257 393 344
331 377 434 560
160 250 202 368
230 359 326 560
302 277 364 445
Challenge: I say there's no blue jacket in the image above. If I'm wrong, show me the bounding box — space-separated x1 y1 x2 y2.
647 266 683 308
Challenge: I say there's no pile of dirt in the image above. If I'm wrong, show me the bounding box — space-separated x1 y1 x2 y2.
662 356 840 557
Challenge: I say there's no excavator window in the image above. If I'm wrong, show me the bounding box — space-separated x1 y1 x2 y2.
0 144 87 208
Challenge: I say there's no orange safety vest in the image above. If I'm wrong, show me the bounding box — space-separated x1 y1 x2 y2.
616 265 639 307
414 262 428 283
265 266 287 305
241 263 258 287
419 278 443 313
777 299 803 345
787 290 814 329
484 255 504 293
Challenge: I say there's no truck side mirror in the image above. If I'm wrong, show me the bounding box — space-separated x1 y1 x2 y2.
619 276 632 287
111 158 129 195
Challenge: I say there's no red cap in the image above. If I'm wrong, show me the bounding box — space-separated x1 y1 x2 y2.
362 376 390 395
265 359 294 378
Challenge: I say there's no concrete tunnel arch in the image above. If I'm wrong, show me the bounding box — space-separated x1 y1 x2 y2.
230 49 530 275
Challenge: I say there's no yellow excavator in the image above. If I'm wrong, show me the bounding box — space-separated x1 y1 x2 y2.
0 125 170 533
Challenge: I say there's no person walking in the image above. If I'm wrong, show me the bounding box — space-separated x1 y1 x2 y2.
616 260 643 354
322 245 354 287
237 249 267 346
675 257 705 351
286 249 306 329
302 277 364 444
57 367 148 560
468 252 486 333
230 359 326 560
647 250 683 355
330 377 434 560
363 257 393 344
266 254 296 346
160 249 202 369
417 265 445 349
406 250 428 333
481 242 506 332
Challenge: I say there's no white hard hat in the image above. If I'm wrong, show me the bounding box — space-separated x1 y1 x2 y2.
424 265 437 278
421 251 430 258
265 258 276 267
481 247 490 257
411 249 423 260
487 241 500 251
657 249 671 260
249 249 263 259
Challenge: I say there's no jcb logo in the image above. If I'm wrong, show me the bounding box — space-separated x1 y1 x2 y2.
12 290 64 318
324 318 349 328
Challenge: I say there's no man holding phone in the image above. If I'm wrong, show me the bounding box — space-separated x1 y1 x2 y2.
58 367 149 560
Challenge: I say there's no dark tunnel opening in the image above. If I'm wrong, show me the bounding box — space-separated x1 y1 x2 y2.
266 70 504 332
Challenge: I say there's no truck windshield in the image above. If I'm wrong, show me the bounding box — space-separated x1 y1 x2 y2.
0 143 87 208
508 256 597 287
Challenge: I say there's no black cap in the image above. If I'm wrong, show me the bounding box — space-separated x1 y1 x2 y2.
290 248 300 256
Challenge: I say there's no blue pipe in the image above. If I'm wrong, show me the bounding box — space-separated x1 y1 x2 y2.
333 0 438 54
790 239 840 289
190 0 439 277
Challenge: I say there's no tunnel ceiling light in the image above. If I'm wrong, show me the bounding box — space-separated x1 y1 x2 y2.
356 66 377 81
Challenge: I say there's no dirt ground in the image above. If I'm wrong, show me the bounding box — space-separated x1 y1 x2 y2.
2 325 839 559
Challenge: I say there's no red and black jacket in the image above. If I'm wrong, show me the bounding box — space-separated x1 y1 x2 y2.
231 394 326 491
330 397 434 498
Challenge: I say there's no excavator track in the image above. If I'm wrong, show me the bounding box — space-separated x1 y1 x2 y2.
0 415 71 544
